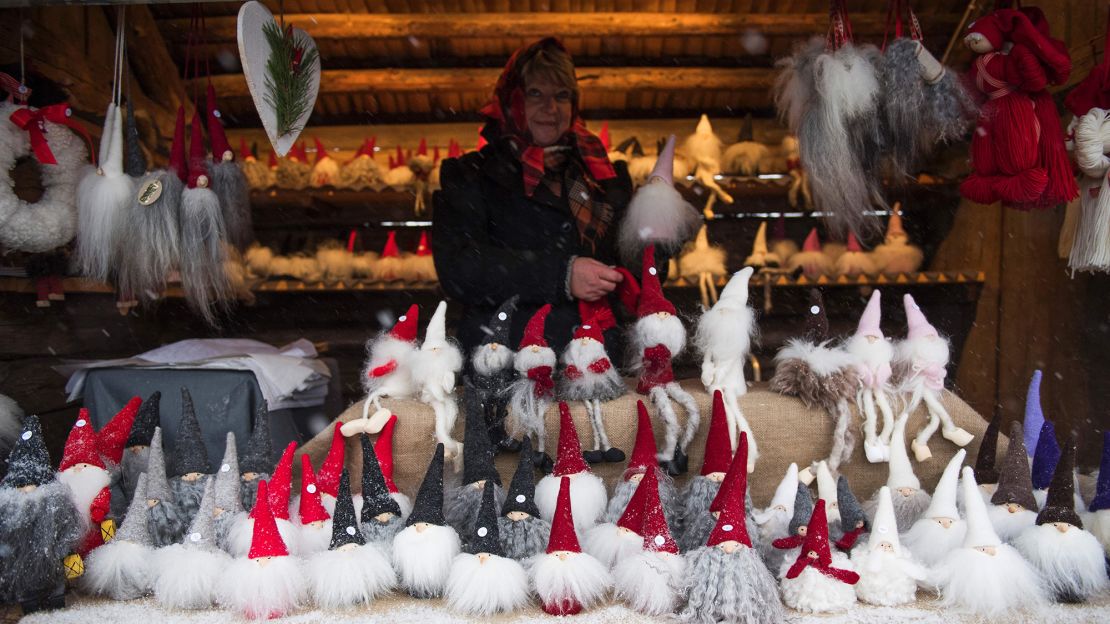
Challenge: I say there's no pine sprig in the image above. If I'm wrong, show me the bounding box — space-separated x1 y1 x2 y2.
261 20 319 138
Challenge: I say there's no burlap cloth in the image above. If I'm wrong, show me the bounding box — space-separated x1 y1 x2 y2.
298 380 999 504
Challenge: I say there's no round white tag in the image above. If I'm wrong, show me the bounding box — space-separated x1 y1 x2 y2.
878 526 889 534
307 484 317 494
648 266 657 276
21 430 32 441
346 526 357 536
722 524 734 532
398 315 407 322
477 527 488 537
498 312 507 321
516 495 526 503
582 324 591 330
75 419 87 427
654 535 665 546
220 463 231 473
810 305 820 315
190 532 201 542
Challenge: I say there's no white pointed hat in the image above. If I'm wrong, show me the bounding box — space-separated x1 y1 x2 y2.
816 460 840 523
923 449 965 520
750 221 769 255
887 414 920 490
960 466 1002 548
771 462 799 510
716 266 754 309
867 486 902 555
422 300 449 350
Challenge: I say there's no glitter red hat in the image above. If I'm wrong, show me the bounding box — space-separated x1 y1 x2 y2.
375 413 401 494
637 244 676 317
546 476 582 553
553 402 590 477
299 454 331 524
519 304 552 349
785 499 860 584
59 410 105 471
710 431 749 515
315 425 346 498
96 396 142 465
249 480 289 559
638 469 678 554
616 460 653 533
625 400 659 478
268 442 297 521
572 318 605 343
388 303 420 343
700 390 732 476
706 441 751 548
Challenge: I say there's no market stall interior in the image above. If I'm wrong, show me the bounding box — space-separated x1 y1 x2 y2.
0 0 1109 621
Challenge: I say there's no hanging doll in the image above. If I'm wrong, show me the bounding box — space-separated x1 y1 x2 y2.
509 304 558 472
408 301 464 457
1067 106 1110 272
498 437 551 561
847 289 897 463
960 8 1077 208
206 83 252 251
557 306 626 464
617 134 701 268
467 296 519 452
180 112 232 326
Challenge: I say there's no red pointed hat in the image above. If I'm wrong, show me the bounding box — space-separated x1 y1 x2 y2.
710 431 749 514
268 149 278 169
96 396 142 465
388 303 420 343
637 244 676 317
249 480 290 559
417 137 428 156
700 390 733 476
553 402 590 477
239 137 254 161
448 139 463 159
268 442 297 521
415 231 432 256
785 499 860 584
316 425 346 498
572 318 605 344
616 460 653 533
706 450 751 548
546 476 582 553
846 232 862 253
393 145 406 167
290 141 309 163
578 298 616 333
169 106 188 182
625 400 659 477
313 137 329 164
299 454 331 524
433 145 440 163
598 121 611 151
381 231 401 259
638 470 678 553
802 228 821 252
187 111 208 189
374 413 400 494
205 83 233 161
59 410 105 471
519 304 552 349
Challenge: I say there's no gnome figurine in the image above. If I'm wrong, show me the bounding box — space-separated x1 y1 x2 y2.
902 449 969 566
392 444 462 598
355 303 420 425
170 388 212 525
498 437 551 560
80 473 156 600
96 396 142 519
814 460 842 532
1030 420 1061 509
971 413 1002 505
786 228 834 279
613 470 689 617
743 221 782 268
314 425 346 515
444 383 505 535
119 391 160 507
583 455 655 569
226 442 300 557
240 402 275 511
681 430 759 555
213 432 246 552
694 267 759 467
467 295 520 452
1014 433 1109 603
864 414 931 528
557 305 626 464
409 301 465 456
530 477 613 616
535 403 609 533
676 390 733 551
1024 370 1046 461
152 478 231 609
988 421 1039 541
847 290 898 463
933 467 1047 617
296 455 333 554
604 400 678 526
833 475 870 553
305 470 395 609
753 462 799 554
779 500 860 613
851 487 927 606
617 134 701 268
768 483 816 574
369 413 412 518
445 483 530 615
871 208 923 274
56 411 113 556
0 416 84 614
509 304 558 472
145 428 186 546
357 432 405 544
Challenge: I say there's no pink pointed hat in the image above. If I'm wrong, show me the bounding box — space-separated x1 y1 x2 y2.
854 289 883 339
904 294 939 340
650 135 676 185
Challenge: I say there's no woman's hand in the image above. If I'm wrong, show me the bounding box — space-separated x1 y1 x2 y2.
570 257 623 301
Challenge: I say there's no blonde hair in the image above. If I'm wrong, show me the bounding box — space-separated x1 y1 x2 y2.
521 46 579 101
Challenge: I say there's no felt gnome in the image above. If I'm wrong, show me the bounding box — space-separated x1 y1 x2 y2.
97 396 142 519
902 449 969 566
768 483 816 574
357 432 405 544
56 411 113 556
535 403 608 533
240 402 275 511
779 500 860 613
309 137 339 187
872 207 923 274
467 296 520 452
382 145 414 187
617 134 700 268
583 446 656 569
338 137 384 190
557 304 626 464
314 424 345 515
1030 420 1061 509
371 413 412 518
814 460 842 530
509 304 558 472
678 224 728 306
119 391 160 507
305 470 395 609
170 387 211 525
498 437 551 560
847 290 898 463
409 301 464 456
625 244 700 474
227 442 301 557
753 462 799 551
897 294 974 461
216 480 306 620
786 228 834 279
152 477 231 609
296 454 332 554
213 432 246 552
695 266 758 466
613 469 688 617
371 231 405 283
408 138 436 215
971 412 1002 505
404 231 437 283
834 475 870 553
768 216 799 263
865 414 931 528
392 444 461 598
771 289 860 475
240 139 273 189
0 415 84 614
676 390 733 551
743 221 782 268
834 233 878 277
444 383 505 535
679 435 784 624
145 427 186 547
1086 432 1110 557
988 421 1039 541
684 432 761 558
205 83 252 251
354 303 420 426
80 472 155 600
531 476 613 615
1015 432 1109 603
604 400 678 526
851 486 927 606
1023 370 1046 460
723 113 771 176
934 467 1047 616
275 140 311 189
445 482 530 616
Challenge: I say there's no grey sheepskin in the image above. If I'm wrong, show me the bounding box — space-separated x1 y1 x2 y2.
879 38 930 179
497 515 550 561
676 476 720 551
679 545 785 624
213 509 242 553
119 447 150 509
149 500 187 547
924 69 976 145
121 170 182 299
170 477 206 527
361 513 405 545
444 483 505 537
240 475 266 511
605 469 680 528
865 488 932 530
0 482 83 603
208 159 253 251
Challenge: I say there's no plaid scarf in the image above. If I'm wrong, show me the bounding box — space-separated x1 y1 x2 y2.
479 38 617 250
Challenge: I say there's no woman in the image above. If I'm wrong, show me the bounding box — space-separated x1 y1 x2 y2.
434 38 663 361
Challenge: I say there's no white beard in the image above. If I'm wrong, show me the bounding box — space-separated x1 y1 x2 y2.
152 545 231 609
297 520 333 555
633 314 686 360
559 339 623 401
473 344 513 376
216 555 306 619
613 550 685 616
58 466 110 526
445 553 530 615
851 548 923 606
777 548 851 580
902 517 967 567
582 522 644 569
1013 523 1110 603
305 543 395 608
867 488 931 528
1088 510 1110 555
409 345 463 398
514 346 557 374
362 335 417 398
845 333 894 375
354 492 413 523
894 335 950 374
987 505 1038 542
780 565 858 613
79 538 155 600
528 551 613 613
225 515 301 558
391 523 460 598
933 545 1047 616
695 304 755 366
535 471 607 533
754 506 791 543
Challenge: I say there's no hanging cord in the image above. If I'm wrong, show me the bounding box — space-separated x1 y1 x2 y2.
826 0 855 51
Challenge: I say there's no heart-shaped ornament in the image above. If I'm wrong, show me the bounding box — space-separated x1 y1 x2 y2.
236 1 320 156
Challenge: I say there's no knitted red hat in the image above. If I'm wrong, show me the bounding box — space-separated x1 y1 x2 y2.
572 319 605 344
546 476 582 553
519 304 552 349
706 449 751 548
186 111 208 189
248 480 289 559
415 231 432 256
625 400 659 478
967 12 1006 49
637 245 676 317
205 83 233 161
313 137 329 164
96 396 142 465
578 298 616 332
381 231 401 259
638 469 678 554
169 106 188 182
268 442 297 521
700 390 732 476
299 454 331 524
616 460 652 533
710 431 748 514
388 303 420 342
59 410 105 471
553 402 590 477
375 413 400 494
785 499 860 584
316 425 345 498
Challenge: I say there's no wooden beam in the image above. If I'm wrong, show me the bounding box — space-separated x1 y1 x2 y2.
162 12 963 43
199 67 775 99
121 4 187 117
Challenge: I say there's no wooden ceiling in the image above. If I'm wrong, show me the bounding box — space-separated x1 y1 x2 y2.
144 1 971 128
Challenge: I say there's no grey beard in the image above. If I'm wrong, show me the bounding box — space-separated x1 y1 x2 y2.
866 489 932 529
214 510 240 553
0 483 84 603
120 449 149 504
361 514 405 545
444 484 505 537
240 475 267 511
679 545 785 624
171 477 207 528
677 477 719 551
149 500 187 547
605 472 681 528
497 515 550 561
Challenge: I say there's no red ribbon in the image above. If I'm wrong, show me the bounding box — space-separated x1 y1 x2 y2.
369 359 398 378
9 104 96 166
527 365 555 398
